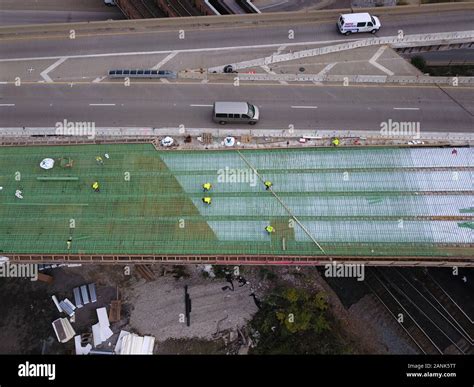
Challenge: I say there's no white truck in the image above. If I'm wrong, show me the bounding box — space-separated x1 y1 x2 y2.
337 13 381 36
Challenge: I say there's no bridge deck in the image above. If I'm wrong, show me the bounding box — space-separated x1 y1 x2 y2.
0 143 472 263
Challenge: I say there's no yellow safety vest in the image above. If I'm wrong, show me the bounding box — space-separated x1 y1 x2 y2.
92 182 99 190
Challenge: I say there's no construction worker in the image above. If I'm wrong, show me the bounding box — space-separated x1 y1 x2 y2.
202 197 212 205
331 137 340 147
95 156 104 165
92 181 100 192
67 237 72 251
15 189 23 199
202 182 212 192
265 225 275 234
264 181 273 190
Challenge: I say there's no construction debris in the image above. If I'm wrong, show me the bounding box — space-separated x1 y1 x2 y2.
92 307 113 347
160 136 174 147
37 272 54 284
109 300 122 323
81 285 90 304
136 265 155 281
58 299 76 317
75 283 97 306
38 264 82 271
88 283 97 303
52 318 75 343
115 331 155 355
202 265 216 278
51 295 62 313
73 287 82 308
74 335 92 355
109 286 122 323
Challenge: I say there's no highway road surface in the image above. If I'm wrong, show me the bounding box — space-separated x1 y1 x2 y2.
1 11 473 60
0 83 472 131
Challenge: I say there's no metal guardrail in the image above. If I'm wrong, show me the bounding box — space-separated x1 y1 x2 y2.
234 73 474 85
209 30 474 72
6 253 474 267
108 69 177 78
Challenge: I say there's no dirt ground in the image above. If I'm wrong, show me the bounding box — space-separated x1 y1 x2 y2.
0 263 412 355
124 270 259 342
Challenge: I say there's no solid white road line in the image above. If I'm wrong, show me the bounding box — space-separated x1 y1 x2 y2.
89 103 116 106
393 107 420 110
291 105 318 109
40 57 68 83
0 103 15 106
259 0 289 9
317 62 337 76
190 104 213 107
152 52 178 70
0 39 360 63
92 76 107 83
368 46 394 76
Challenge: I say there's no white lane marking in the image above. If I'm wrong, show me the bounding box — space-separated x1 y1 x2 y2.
0 39 360 62
261 64 288 85
259 0 289 9
272 45 287 56
317 62 337 76
291 105 318 109
92 76 107 83
89 103 116 106
368 46 394 76
40 57 68 83
160 78 170 84
0 103 15 106
0 81 8 84
393 107 420 110
152 52 178 70
190 104 213 107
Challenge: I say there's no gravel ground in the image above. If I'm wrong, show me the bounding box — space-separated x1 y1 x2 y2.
124 266 260 341
349 294 418 354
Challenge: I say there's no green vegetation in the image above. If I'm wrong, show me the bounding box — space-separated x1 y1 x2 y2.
411 55 427 71
250 287 355 354
411 54 474 76
424 65 474 77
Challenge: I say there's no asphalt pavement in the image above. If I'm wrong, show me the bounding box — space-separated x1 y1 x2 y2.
1 83 472 131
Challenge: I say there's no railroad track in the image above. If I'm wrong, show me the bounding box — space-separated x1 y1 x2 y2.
167 0 199 17
140 0 166 17
365 267 473 354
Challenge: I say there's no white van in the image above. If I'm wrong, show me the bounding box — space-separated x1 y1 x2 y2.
337 13 381 36
213 102 259 125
